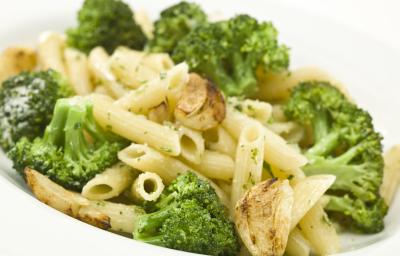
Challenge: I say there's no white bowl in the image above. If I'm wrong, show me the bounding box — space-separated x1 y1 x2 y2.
0 0 399 255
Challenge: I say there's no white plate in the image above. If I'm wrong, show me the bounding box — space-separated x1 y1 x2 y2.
1 0 400 255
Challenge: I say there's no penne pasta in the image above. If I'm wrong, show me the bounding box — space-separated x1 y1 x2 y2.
114 63 186 113
223 106 308 171
38 31 67 76
256 66 352 102
380 145 400 205
183 150 234 181
118 143 229 206
178 126 205 164
81 163 136 200
230 122 265 211
88 47 127 98
228 97 272 124
203 126 237 158
92 94 181 156
134 9 155 39
165 62 189 112
290 175 335 230
131 172 165 202
286 228 311 256
64 47 93 95
299 202 340 255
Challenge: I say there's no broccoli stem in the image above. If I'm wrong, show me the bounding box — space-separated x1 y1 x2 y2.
63 105 90 161
135 206 174 237
42 99 70 146
312 111 329 143
305 132 339 158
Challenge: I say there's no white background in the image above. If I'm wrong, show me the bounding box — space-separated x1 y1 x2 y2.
0 1 399 256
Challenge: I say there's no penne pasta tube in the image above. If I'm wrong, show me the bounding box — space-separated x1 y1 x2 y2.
179 126 205 164
114 63 185 113
230 122 265 212
64 47 93 95
183 150 234 181
223 106 308 171
118 143 229 206
88 47 127 98
131 172 165 202
290 175 335 230
38 31 67 76
380 145 400 205
82 163 136 200
286 228 311 256
92 94 181 156
165 62 189 111
299 202 340 255
134 9 155 39
203 126 237 158
228 97 273 124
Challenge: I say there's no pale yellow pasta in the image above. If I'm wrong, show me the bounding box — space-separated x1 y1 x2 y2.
222 107 308 171
184 150 234 181
113 75 168 113
92 94 181 156
94 85 110 96
256 66 351 101
216 180 232 197
286 228 311 256
230 122 265 212
109 47 174 89
88 47 127 98
114 63 185 113
142 53 174 72
38 31 67 76
290 175 335 230
118 143 229 206
179 126 205 164
299 202 340 255
380 145 400 205
228 97 272 124
131 172 165 202
81 163 136 200
64 48 93 95
203 126 237 158
134 9 154 39
165 62 190 111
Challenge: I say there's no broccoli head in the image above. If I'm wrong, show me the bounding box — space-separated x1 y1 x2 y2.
134 172 239 256
284 81 387 233
0 70 72 151
8 96 126 191
147 1 207 54
172 14 289 96
67 0 147 54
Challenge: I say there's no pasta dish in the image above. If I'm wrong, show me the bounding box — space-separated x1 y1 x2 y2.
0 0 399 255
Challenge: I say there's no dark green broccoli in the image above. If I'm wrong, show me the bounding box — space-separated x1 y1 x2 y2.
67 0 147 54
8 97 126 191
172 14 289 96
134 172 239 256
284 81 387 233
0 70 72 152
147 1 207 54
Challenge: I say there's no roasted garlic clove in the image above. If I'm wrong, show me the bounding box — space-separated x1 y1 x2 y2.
174 73 225 131
235 179 294 256
0 47 37 83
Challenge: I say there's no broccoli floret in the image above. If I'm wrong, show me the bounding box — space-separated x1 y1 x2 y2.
172 14 289 96
67 0 147 54
284 81 387 233
8 97 126 191
134 172 239 256
147 1 207 54
0 70 72 151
